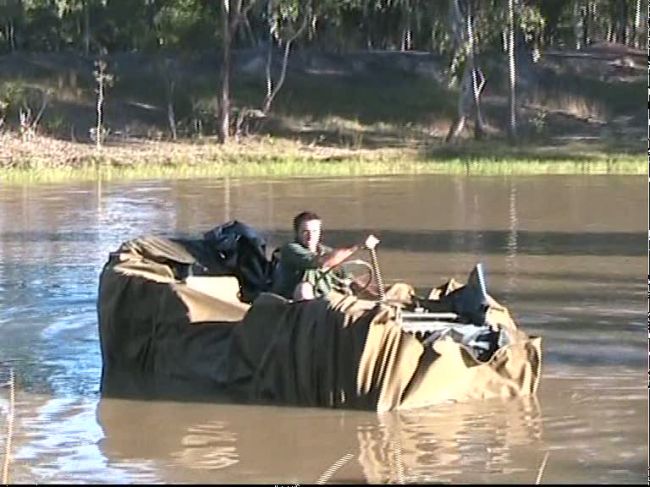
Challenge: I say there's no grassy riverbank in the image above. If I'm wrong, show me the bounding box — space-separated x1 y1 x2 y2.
0 133 643 184
1 46 644 183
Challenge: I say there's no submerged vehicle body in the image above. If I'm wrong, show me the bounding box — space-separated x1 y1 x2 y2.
97 222 542 412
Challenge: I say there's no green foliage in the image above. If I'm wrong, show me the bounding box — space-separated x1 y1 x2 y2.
0 80 30 116
266 0 312 42
0 0 644 54
154 0 219 51
519 3 545 42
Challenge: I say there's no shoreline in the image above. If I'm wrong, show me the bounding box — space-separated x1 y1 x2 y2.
0 133 644 184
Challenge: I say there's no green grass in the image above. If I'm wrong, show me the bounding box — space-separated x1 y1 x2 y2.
0 148 643 185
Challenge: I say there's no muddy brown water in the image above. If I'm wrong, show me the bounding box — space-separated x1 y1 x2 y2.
0 174 646 483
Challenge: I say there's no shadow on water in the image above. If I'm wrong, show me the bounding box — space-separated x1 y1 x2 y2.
0 228 644 257
495 288 643 303
486 269 639 285
543 349 644 368
307 229 646 257
0 231 102 243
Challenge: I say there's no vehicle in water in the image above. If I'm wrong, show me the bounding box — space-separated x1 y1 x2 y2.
97 221 542 412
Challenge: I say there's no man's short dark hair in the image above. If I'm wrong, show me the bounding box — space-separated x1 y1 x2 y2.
293 211 321 233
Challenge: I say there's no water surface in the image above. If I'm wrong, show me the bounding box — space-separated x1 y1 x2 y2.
0 175 646 483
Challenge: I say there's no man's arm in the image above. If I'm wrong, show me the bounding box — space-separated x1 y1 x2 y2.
283 235 380 273
318 234 380 271
317 245 360 271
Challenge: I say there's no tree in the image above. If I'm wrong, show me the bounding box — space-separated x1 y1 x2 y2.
153 0 219 51
507 0 517 141
631 0 643 47
1 0 23 52
261 0 312 114
83 0 90 54
93 54 113 150
217 0 258 144
445 0 486 143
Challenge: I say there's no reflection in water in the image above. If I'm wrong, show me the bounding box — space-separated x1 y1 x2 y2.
94 396 544 484
97 401 241 474
96 399 334 483
3 392 160 484
5 374 644 484
224 176 231 222
358 397 543 484
504 181 519 301
171 420 238 471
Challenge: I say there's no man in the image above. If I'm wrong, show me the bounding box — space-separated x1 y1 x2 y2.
272 211 380 300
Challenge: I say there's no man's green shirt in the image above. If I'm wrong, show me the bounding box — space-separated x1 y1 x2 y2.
273 241 335 299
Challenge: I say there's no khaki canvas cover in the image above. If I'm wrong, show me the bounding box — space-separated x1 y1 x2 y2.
98 235 542 412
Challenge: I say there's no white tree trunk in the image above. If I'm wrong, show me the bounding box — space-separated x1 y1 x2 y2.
218 0 232 144
508 0 517 141
96 69 104 151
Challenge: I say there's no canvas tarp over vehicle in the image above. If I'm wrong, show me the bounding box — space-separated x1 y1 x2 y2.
98 235 542 412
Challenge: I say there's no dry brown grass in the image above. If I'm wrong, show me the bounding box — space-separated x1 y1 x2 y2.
0 130 644 183
525 89 607 123
0 132 402 170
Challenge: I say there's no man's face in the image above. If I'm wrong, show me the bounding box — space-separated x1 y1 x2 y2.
298 219 322 252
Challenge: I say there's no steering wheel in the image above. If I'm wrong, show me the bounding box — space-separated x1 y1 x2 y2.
316 258 374 296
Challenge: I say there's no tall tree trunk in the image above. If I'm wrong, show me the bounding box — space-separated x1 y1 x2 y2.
631 0 640 47
218 0 232 144
574 0 583 49
262 37 292 113
95 60 106 151
633 0 642 47
243 16 257 47
4 16 17 52
446 0 486 143
401 0 412 51
582 0 591 46
167 82 177 140
263 12 309 115
466 3 484 140
618 0 628 44
83 0 90 55
508 0 517 142
218 0 257 142
145 0 160 47
265 29 273 112
8 21 16 52
160 58 178 140
445 115 467 143
588 0 596 45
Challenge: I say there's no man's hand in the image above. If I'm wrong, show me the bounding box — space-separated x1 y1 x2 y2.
320 235 380 270
364 234 380 250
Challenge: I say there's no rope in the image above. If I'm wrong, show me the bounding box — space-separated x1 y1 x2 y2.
368 247 386 302
535 451 550 484
316 453 354 485
391 440 405 484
